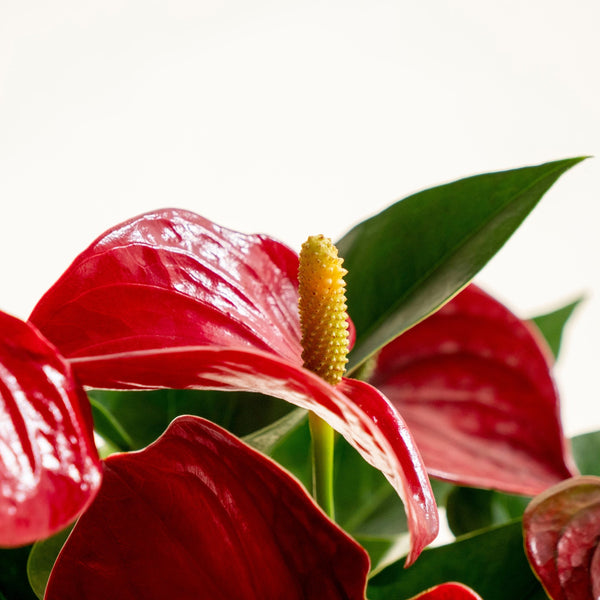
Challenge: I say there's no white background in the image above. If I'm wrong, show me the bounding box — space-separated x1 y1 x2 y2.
1 1 598 436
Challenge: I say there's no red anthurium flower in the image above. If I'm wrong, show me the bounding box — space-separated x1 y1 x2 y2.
408 582 484 599
369 285 577 496
0 311 101 546
45 415 370 600
523 476 600 600
29 209 438 565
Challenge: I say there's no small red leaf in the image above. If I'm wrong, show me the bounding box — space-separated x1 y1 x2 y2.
45 416 370 600
0 311 101 546
408 582 484 599
370 285 576 496
523 476 600 600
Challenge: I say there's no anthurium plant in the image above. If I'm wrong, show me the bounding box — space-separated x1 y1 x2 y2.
0 157 595 600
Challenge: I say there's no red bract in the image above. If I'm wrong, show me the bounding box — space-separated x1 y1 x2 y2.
409 582 483 599
29 209 438 565
369 285 577 496
523 476 600 600
0 311 101 546
45 415 370 600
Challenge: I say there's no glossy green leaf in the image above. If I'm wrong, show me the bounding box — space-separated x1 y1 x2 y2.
445 487 530 537
337 158 586 372
88 388 294 451
0 545 37 600
530 297 583 360
27 526 73 600
572 430 600 476
368 521 546 600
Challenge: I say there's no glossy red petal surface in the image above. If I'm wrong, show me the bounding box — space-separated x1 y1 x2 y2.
45 415 370 600
0 311 101 547
369 285 576 496
523 476 600 600
409 582 483 600
69 346 438 565
29 209 303 363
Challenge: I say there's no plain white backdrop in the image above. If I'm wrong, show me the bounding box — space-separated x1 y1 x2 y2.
1 1 598 436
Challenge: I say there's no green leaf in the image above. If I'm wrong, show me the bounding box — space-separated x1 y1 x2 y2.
269 414 312 489
89 398 135 452
445 487 530 537
27 526 73 600
268 417 409 544
571 430 600 476
0 545 37 600
530 297 583 360
88 388 294 451
367 521 546 600
337 158 586 372
243 408 308 454
333 436 407 538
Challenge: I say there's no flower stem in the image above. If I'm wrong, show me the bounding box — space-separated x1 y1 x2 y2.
308 411 335 519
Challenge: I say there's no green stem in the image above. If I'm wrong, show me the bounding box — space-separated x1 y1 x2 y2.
308 411 335 519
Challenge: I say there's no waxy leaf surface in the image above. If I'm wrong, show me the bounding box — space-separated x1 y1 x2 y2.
337 158 585 371
45 416 370 600
523 476 600 600
29 209 437 564
0 312 101 547
29 209 303 361
69 347 437 564
369 285 577 496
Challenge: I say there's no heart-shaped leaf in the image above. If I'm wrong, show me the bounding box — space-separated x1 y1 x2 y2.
0 311 101 547
45 416 370 600
523 476 600 600
369 284 577 496
29 209 303 362
337 158 585 371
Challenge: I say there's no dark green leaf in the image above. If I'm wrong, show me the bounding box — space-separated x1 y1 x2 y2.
243 408 308 454
268 417 409 542
429 479 454 507
0 545 37 600
571 430 600 476
88 388 294 450
89 398 135 452
445 487 530 537
269 415 312 489
27 526 73 600
354 537 396 573
367 521 546 600
530 297 583 360
337 158 586 372
333 436 407 538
